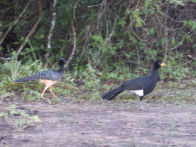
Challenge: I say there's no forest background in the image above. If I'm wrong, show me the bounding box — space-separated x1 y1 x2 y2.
0 0 195 100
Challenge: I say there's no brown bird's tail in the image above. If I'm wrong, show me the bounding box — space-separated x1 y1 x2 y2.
14 74 40 82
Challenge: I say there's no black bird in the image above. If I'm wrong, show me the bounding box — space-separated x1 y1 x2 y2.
15 58 67 97
102 60 165 110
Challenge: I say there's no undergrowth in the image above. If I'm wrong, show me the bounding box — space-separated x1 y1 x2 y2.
0 55 195 103
0 105 41 131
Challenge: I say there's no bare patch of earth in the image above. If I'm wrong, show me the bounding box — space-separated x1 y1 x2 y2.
0 101 196 147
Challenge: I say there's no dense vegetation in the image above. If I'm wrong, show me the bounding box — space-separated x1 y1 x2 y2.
0 0 195 100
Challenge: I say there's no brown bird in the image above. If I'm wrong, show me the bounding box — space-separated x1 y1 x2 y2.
15 58 67 97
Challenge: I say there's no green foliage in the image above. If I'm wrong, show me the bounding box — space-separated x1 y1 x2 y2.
170 0 185 6
144 49 158 60
81 64 100 90
162 54 190 81
0 0 195 103
0 105 41 131
0 112 8 118
0 55 48 101
0 56 43 93
71 64 102 100
101 72 123 81
184 20 196 31
132 9 144 27
5 58 21 82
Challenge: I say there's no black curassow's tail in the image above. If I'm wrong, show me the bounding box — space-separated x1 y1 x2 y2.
102 86 123 101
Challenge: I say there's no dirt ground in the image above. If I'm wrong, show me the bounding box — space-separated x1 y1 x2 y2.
0 80 196 147
1 99 196 147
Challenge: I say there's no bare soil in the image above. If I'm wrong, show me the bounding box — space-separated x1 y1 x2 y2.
0 80 196 147
1 100 196 147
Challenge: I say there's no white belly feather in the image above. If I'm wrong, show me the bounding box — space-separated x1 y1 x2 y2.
130 90 144 97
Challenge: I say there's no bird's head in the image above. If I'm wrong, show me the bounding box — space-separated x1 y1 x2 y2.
59 58 67 65
154 60 165 69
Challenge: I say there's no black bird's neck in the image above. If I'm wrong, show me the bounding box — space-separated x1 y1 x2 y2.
57 63 65 73
151 68 159 81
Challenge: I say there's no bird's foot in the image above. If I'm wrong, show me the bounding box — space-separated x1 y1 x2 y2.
50 90 57 98
51 93 57 98
140 101 147 110
144 102 150 106
140 106 147 110
45 98 52 104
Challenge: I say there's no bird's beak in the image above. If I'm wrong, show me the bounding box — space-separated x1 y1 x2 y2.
160 63 165 67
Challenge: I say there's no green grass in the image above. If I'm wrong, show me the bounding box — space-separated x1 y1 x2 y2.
0 58 195 104
0 105 41 131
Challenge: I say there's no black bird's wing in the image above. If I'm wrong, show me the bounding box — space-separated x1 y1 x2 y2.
121 75 152 90
121 75 158 95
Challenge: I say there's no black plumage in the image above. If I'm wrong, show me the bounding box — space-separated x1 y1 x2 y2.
102 60 165 110
15 58 67 97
